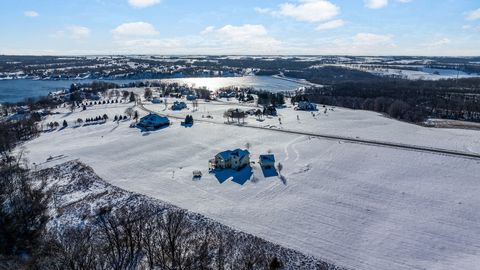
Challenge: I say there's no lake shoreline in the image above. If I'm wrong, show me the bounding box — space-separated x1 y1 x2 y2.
0 75 308 104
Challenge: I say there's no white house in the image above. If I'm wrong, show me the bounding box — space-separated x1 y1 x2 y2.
213 149 250 170
137 113 170 129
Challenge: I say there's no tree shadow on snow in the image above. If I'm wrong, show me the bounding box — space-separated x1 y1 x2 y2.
213 166 253 185
181 123 193 128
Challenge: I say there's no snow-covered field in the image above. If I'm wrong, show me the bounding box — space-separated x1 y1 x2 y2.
316 64 480 80
24 97 480 270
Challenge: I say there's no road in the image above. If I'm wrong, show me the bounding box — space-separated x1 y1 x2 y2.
137 100 480 160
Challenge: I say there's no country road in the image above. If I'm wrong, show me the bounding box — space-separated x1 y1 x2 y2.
137 100 480 160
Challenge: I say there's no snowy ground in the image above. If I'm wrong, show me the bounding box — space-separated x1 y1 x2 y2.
24 97 480 270
142 98 480 155
317 64 480 80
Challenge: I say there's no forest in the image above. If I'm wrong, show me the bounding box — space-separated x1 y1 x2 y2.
292 77 480 123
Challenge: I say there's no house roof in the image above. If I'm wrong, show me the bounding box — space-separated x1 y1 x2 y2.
216 149 250 160
139 113 169 125
260 154 275 163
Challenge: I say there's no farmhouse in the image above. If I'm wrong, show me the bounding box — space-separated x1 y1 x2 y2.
171 101 187 110
137 113 170 129
212 149 250 171
295 101 317 111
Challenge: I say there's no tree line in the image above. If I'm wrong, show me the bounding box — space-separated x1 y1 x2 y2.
293 77 480 123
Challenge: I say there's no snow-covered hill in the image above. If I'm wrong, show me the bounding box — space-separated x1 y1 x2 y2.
24 97 480 270
38 161 334 270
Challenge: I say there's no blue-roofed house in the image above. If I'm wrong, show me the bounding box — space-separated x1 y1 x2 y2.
171 101 187 110
152 97 162 104
137 113 170 129
295 101 317 111
214 149 250 170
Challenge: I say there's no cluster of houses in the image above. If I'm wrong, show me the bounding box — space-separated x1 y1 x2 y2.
209 149 275 171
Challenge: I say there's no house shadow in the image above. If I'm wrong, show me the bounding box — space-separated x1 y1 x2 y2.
137 124 169 133
261 166 278 178
213 166 253 185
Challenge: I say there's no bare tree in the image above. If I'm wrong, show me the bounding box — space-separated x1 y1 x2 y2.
155 210 194 270
125 108 134 119
223 111 230 124
277 163 286 185
0 158 50 259
44 225 106 270
96 207 145 270
144 88 153 100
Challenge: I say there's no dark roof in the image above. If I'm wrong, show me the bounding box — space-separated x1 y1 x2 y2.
139 113 169 125
260 154 275 163
217 149 250 160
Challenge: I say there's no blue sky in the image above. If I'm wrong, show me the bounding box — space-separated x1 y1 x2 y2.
0 0 479 55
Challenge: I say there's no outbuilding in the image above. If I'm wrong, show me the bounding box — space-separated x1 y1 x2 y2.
259 154 275 169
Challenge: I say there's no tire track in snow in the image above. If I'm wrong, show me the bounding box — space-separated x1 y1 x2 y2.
284 135 304 162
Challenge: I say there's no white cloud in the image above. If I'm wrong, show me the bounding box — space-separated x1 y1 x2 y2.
424 38 451 47
51 25 91 40
302 33 396 55
115 38 182 53
254 7 272 14
24 10 39 17
128 0 161 8
352 33 393 45
200 26 215 35
364 0 412 9
201 24 282 54
111 24 282 55
275 0 340 22
315 19 345 31
466 8 480 21
67 26 91 39
364 0 388 9
112 22 159 38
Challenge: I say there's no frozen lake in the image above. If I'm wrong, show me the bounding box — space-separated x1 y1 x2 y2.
0 76 306 103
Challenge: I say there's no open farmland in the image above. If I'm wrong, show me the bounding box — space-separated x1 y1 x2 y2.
22 95 480 270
